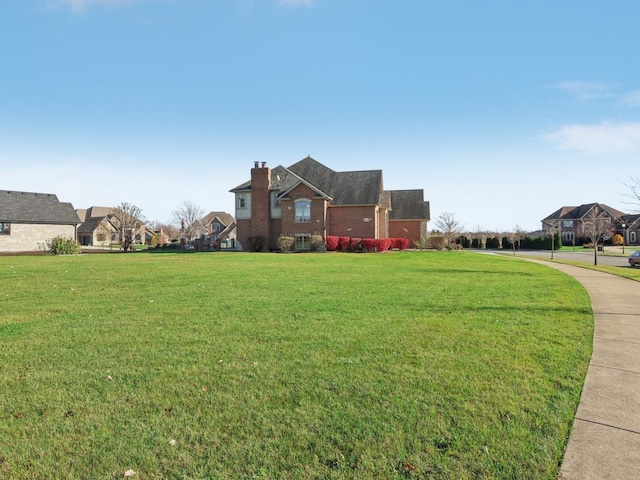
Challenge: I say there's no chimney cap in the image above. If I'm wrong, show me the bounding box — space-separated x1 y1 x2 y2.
254 161 259 168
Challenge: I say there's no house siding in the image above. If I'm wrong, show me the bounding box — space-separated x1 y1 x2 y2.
0 223 76 252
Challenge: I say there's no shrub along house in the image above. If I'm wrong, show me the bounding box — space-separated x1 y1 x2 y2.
0 190 80 252
230 156 430 251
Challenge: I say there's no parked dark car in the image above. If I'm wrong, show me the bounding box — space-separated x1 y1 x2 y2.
629 251 640 267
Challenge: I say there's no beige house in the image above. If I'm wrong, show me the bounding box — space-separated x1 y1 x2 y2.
76 206 146 247
0 190 80 253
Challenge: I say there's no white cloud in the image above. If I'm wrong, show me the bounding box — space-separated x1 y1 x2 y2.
543 121 640 155
555 81 614 102
276 0 316 7
622 90 640 107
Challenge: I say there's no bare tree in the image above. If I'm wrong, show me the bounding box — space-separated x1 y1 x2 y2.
579 206 614 265
505 226 524 255
112 202 146 252
623 176 640 212
433 212 464 248
172 200 205 244
543 219 562 259
151 222 181 242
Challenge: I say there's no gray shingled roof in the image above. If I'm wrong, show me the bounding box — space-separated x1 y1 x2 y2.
200 211 235 227
542 203 626 222
231 156 384 206
0 190 80 224
388 190 430 220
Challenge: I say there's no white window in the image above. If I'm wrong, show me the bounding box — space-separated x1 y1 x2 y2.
562 220 573 227
237 194 247 209
631 232 637 244
213 222 221 232
0 222 10 235
295 199 311 223
295 234 310 250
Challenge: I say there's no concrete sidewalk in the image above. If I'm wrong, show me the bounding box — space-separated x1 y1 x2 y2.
524 259 640 479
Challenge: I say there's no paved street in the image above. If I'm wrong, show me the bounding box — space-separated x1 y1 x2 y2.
496 247 639 268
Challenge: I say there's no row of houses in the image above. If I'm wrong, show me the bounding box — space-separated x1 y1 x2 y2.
0 190 237 253
1 156 431 253
4 156 637 253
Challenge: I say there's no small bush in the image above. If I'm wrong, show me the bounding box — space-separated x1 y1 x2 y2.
362 238 376 252
310 235 325 251
376 238 391 251
49 236 81 255
612 234 624 246
414 235 429 251
277 235 294 252
390 238 410 250
326 236 339 251
338 236 350 251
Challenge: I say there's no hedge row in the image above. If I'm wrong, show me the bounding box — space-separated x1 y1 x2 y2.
326 236 410 252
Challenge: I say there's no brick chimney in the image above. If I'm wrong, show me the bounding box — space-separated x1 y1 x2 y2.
250 162 271 251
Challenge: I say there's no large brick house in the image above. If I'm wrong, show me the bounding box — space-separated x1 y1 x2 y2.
230 156 430 251
541 202 639 246
0 190 80 252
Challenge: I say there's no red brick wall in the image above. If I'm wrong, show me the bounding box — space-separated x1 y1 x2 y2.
389 219 422 245
236 218 251 250
327 205 378 238
250 166 271 251
280 184 328 237
270 218 282 248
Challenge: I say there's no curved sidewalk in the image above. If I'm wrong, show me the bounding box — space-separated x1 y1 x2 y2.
525 259 640 479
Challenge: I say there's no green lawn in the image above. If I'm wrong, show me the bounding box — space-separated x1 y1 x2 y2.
0 251 593 479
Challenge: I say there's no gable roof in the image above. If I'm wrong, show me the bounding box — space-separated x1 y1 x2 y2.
231 156 384 206
388 190 430 220
76 215 116 234
200 211 235 227
542 203 626 222
0 190 80 224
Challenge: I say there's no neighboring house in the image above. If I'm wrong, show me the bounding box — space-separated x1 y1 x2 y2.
146 228 172 246
0 190 80 252
76 206 147 247
198 211 237 249
229 156 430 251
620 213 640 246
541 203 628 245
76 213 117 247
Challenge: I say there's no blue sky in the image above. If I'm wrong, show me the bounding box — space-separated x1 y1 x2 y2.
2 0 640 232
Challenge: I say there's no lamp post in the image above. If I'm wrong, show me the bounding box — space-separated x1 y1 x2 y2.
622 222 627 254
